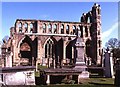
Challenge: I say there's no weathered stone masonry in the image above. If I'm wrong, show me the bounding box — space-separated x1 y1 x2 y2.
1 3 102 68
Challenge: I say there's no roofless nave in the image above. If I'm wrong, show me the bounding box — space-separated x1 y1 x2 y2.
1 3 102 69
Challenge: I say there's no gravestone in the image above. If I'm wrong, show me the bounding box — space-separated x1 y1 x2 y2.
74 36 87 71
73 30 89 83
104 49 114 78
1 66 36 85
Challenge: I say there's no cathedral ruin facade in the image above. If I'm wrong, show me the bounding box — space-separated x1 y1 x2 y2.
1 3 102 68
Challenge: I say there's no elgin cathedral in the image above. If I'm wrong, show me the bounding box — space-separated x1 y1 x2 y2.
1 3 102 68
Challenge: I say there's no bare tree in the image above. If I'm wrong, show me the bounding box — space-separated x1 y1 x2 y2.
105 38 119 49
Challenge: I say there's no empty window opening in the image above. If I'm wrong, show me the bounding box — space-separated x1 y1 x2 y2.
24 23 28 32
18 22 22 33
30 23 33 33
66 25 69 34
48 24 52 33
85 26 88 37
43 23 46 33
53 24 57 33
72 25 76 35
61 24 64 34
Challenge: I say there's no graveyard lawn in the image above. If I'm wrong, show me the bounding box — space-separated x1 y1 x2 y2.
35 78 115 87
4 78 114 87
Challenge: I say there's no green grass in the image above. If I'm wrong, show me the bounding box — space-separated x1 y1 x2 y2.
35 65 47 77
33 78 115 87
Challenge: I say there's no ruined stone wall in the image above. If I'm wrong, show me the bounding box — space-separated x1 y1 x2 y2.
3 3 102 66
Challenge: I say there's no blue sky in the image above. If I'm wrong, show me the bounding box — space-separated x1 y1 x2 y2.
1 2 118 47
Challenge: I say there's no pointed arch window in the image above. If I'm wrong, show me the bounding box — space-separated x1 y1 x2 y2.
45 39 54 58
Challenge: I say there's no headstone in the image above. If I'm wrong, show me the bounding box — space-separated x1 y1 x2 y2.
1 66 36 85
73 34 89 83
104 49 114 78
74 36 87 71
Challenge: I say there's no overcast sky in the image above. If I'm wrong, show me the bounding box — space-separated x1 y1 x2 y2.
1 2 118 47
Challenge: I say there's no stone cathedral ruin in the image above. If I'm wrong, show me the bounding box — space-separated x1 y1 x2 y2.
1 3 103 84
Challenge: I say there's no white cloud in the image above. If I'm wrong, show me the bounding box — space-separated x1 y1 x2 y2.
102 22 118 40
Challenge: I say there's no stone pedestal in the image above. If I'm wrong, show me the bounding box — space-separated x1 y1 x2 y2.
74 37 87 71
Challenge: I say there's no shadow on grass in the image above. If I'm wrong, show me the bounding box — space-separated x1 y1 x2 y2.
89 82 115 87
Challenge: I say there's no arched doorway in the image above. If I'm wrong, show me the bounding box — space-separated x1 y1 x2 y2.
19 36 32 65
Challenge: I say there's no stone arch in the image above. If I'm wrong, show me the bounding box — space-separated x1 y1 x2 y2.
19 35 33 65
43 37 57 67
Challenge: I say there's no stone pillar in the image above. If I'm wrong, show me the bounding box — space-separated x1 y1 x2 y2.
46 23 49 33
28 23 31 33
46 75 50 85
63 41 66 64
64 24 66 34
82 26 85 38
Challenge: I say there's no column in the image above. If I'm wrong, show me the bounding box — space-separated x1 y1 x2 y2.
46 75 50 85
83 26 85 38
87 26 90 37
64 24 66 34
28 23 30 33
46 23 49 33
63 41 66 64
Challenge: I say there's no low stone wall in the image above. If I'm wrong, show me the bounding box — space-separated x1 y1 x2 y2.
0 66 36 85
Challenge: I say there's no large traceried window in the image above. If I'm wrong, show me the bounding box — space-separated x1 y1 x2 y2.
45 39 54 58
